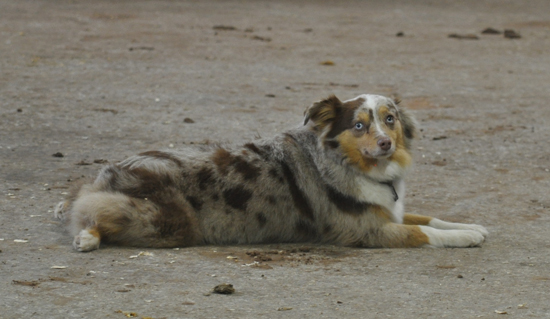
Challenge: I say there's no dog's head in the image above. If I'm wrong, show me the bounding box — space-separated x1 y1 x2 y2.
304 94 417 174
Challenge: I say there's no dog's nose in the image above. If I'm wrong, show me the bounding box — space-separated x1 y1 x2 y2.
377 137 392 151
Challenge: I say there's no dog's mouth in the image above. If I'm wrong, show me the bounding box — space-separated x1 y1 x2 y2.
361 147 394 159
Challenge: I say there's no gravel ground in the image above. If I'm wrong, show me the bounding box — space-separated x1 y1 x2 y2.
1 0 549 318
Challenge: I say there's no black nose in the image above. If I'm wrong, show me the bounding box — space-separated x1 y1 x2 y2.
377 137 392 151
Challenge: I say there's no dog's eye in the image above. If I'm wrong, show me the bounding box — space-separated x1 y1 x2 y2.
355 122 364 130
385 115 395 124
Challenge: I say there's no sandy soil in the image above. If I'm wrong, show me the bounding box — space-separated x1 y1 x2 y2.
1 0 550 318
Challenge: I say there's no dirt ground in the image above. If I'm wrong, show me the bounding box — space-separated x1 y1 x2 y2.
1 0 550 318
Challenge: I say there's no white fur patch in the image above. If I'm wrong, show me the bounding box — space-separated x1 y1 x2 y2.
429 218 489 238
73 229 100 252
419 226 485 248
366 160 407 181
345 94 391 111
354 177 405 223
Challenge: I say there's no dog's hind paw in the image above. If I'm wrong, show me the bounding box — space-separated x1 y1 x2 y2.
53 201 67 220
73 229 100 252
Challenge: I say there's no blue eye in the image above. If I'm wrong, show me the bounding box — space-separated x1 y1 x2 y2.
355 122 364 130
386 115 394 124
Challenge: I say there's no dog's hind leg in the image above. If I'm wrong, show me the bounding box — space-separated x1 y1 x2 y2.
68 188 202 251
69 191 148 252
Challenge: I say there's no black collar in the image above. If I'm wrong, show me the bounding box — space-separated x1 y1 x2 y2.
380 181 399 202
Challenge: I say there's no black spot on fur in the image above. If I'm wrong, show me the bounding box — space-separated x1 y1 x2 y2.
323 140 340 149
233 157 261 181
295 219 317 239
197 167 215 191
186 196 203 211
280 161 315 221
266 195 277 205
212 193 219 201
223 186 252 211
139 150 184 168
256 213 267 228
244 143 263 155
121 167 173 199
325 185 371 215
212 148 260 181
268 168 284 183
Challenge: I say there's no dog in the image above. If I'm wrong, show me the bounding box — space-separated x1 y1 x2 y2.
54 94 488 252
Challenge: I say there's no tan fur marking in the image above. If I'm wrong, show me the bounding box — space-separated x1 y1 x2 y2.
382 224 430 248
365 206 430 248
212 148 234 175
403 213 433 225
402 225 430 247
87 227 101 239
357 113 370 124
337 130 378 172
378 105 390 114
371 205 393 222
389 147 412 168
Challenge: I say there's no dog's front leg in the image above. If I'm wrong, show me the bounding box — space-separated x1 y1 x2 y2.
375 222 486 248
403 213 488 238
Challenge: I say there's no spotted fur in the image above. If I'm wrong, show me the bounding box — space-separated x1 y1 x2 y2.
54 94 488 251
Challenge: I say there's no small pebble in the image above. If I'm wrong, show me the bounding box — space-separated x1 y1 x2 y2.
213 283 235 294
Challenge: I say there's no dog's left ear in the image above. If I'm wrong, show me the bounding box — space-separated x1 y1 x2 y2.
389 93 416 141
394 101 417 150
303 95 342 130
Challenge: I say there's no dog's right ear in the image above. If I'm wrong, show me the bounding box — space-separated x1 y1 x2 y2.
303 95 342 130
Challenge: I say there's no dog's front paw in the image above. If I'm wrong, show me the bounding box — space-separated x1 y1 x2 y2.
465 224 489 238
456 229 486 247
421 227 486 248
429 219 488 238
73 229 100 252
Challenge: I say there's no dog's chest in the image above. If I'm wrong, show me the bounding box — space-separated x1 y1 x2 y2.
354 177 405 223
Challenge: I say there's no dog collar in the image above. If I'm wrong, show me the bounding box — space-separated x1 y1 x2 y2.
380 181 398 202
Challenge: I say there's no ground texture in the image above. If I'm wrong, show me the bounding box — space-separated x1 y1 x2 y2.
1 0 550 318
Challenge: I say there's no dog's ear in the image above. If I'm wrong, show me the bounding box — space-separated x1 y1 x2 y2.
396 104 417 149
389 94 416 143
389 93 402 106
303 95 342 130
